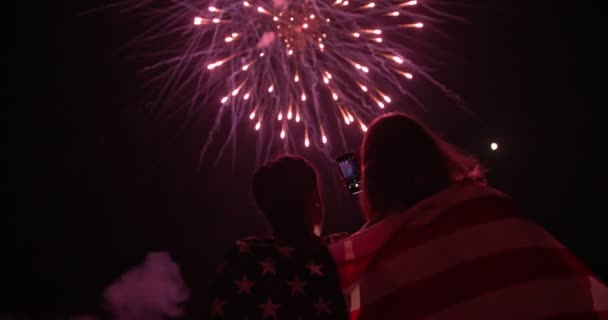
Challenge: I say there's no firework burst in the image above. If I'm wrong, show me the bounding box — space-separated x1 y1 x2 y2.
122 0 450 161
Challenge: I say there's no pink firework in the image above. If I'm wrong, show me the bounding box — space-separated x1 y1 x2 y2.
125 0 446 159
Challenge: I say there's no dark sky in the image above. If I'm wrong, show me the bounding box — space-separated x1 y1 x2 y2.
12 0 605 318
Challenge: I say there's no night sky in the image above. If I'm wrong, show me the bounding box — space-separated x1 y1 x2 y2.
13 0 605 318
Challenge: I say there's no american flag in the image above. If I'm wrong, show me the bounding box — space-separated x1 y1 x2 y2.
329 182 608 320
208 236 348 319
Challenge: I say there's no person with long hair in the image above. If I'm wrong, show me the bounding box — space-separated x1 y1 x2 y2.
329 113 607 319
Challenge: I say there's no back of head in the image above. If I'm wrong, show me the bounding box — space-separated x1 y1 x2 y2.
361 112 484 218
252 156 320 239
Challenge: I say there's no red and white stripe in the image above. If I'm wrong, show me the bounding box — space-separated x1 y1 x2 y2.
330 182 608 319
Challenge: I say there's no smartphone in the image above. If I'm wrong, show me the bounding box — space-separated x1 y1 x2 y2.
336 153 362 194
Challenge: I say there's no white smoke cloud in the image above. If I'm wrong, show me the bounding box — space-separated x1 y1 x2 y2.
103 252 189 320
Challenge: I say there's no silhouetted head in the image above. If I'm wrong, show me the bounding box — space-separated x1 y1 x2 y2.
252 156 323 242
361 112 484 222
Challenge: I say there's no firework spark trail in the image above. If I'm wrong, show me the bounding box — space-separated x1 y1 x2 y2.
121 0 455 162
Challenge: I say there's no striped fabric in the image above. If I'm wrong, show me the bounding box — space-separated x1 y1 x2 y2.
329 182 608 320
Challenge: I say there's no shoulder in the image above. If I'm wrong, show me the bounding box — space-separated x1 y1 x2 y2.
435 195 565 251
445 190 526 222
225 236 278 256
421 192 535 241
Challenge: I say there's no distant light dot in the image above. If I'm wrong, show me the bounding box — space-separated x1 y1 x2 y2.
491 142 499 151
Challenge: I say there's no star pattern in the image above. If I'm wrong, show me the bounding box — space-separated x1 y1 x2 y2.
259 259 276 276
208 238 348 319
234 274 255 295
259 297 280 319
313 296 331 315
306 261 324 276
287 275 307 296
211 297 227 317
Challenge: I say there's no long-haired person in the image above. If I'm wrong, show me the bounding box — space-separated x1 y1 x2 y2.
330 113 607 319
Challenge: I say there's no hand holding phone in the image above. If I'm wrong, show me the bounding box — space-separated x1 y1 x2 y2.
335 153 362 194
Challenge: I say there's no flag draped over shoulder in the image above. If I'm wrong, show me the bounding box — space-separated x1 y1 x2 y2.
329 182 608 320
